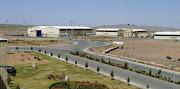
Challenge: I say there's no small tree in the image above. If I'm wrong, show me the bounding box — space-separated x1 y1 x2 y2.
85 62 88 68
158 69 161 76
124 62 128 69
16 47 18 50
39 49 41 52
44 51 46 54
127 77 130 84
108 61 111 65
51 52 53 56
76 51 79 55
147 85 149 89
149 69 152 76
31 46 33 50
15 84 20 89
75 60 77 64
7 76 11 85
110 70 114 78
66 56 68 61
97 66 100 72
58 54 60 58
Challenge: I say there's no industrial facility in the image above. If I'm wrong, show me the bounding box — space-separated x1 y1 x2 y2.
95 28 128 37
124 29 149 37
154 31 180 40
27 26 93 37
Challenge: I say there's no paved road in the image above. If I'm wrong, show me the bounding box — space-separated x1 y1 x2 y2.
8 39 180 89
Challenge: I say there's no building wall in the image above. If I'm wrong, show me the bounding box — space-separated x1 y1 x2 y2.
124 29 148 37
0 39 7 88
154 36 180 40
96 32 118 37
60 29 93 36
28 27 60 37
124 29 132 37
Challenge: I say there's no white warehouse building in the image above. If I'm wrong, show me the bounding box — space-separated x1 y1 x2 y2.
95 28 127 37
27 26 93 37
154 31 180 40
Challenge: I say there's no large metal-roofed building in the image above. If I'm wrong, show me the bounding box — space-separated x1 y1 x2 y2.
95 28 128 37
154 31 180 40
27 26 93 37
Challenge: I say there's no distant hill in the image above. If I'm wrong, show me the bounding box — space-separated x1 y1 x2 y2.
93 24 180 33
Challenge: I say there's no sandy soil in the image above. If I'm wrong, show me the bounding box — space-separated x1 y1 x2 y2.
92 39 180 69
8 40 71 46
7 51 49 66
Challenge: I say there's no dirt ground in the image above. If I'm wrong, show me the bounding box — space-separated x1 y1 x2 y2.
7 51 49 66
92 39 180 69
8 40 71 46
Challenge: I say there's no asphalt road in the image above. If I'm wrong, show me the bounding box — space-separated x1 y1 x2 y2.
8 39 180 89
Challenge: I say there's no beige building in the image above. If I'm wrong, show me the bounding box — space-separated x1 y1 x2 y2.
0 38 7 89
95 28 128 37
124 29 148 37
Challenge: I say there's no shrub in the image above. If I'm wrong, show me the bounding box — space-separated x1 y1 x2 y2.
110 70 114 78
127 77 130 84
85 62 88 68
58 54 60 58
31 46 33 50
15 84 20 89
44 51 46 54
39 49 41 52
147 85 149 89
76 51 79 55
124 62 128 69
158 69 161 75
16 47 18 50
51 52 53 56
108 61 111 65
7 76 11 85
149 69 152 76
66 56 68 61
75 60 77 64
97 66 100 72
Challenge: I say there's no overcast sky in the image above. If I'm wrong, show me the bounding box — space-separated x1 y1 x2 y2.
0 0 180 28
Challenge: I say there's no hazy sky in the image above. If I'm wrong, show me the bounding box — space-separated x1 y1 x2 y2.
0 0 180 28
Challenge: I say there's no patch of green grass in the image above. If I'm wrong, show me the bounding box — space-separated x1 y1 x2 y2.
10 51 139 89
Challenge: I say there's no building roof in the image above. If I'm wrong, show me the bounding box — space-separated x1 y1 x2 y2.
96 28 127 31
0 38 7 40
132 29 146 32
154 32 180 35
33 26 92 29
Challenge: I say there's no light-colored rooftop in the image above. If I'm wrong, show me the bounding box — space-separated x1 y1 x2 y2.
132 29 147 32
0 38 7 41
154 32 180 35
33 26 92 29
96 28 127 31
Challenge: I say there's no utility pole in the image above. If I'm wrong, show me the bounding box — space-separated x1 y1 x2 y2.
6 20 8 45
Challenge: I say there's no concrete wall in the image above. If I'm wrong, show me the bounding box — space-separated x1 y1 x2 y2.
0 39 7 88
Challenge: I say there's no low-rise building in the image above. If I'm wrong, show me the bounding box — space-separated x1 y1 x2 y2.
95 28 127 37
154 31 180 40
124 29 148 37
28 26 93 37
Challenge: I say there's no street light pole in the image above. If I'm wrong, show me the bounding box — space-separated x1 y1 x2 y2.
166 56 180 89
6 20 8 45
